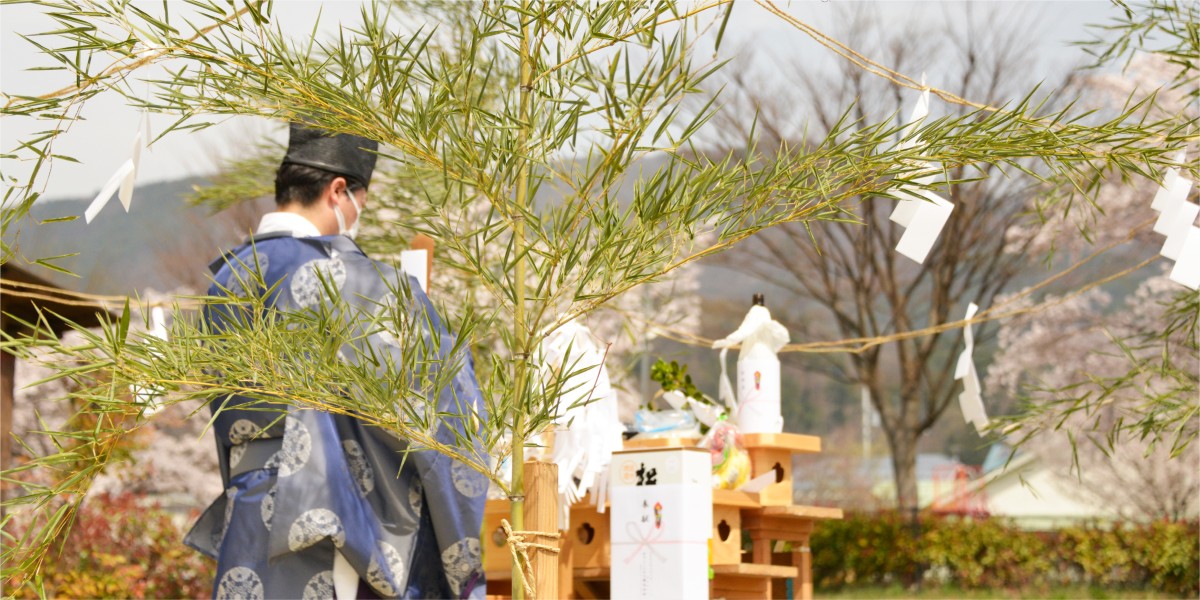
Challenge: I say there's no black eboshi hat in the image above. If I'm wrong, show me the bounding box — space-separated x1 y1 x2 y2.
282 121 379 188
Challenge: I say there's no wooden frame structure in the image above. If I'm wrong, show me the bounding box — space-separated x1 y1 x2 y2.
485 432 843 599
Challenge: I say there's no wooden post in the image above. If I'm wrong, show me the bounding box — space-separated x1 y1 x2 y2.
558 517 574 599
523 460 559 599
1 348 14 516
793 538 812 600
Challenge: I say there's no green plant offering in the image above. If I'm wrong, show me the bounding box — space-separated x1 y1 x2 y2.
650 359 707 403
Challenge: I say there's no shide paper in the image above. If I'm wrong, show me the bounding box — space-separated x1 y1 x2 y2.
537 320 623 526
83 160 134 224
84 126 144 223
954 303 988 433
1169 226 1200 290
894 188 954 264
889 74 934 228
889 76 954 265
1160 201 1200 260
1148 149 1198 289
1151 150 1190 214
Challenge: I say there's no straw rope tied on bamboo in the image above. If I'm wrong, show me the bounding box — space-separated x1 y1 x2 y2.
184 122 489 599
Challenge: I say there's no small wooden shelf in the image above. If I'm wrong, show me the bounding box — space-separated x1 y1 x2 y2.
713 488 761 508
484 499 511 514
711 563 802 598
574 567 610 580
758 504 844 520
486 570 513 581
621 435 701 449
741 432 822 453
711 563 800 578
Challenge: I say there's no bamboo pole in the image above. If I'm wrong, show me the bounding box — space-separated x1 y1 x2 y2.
510 2 535 599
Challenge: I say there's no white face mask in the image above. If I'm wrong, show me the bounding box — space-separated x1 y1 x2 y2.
333 188 365 239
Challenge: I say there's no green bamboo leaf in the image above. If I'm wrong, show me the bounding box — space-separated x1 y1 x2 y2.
31 256 81 277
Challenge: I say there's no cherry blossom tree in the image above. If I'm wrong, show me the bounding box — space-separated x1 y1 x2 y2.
990 51 1199 520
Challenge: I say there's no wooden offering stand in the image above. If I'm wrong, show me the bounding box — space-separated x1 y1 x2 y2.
485 432 843 599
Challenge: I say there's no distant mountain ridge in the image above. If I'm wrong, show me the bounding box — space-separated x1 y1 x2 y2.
6 177 269 296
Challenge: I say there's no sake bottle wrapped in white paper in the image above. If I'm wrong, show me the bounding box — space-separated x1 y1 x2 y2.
713 293 790 434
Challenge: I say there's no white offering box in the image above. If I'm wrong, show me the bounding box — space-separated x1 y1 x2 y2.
609 447 713 600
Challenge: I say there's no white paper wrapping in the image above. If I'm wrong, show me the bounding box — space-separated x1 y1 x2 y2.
398 249 428 293
736 357 782 433
712 304 790 434
610 448 711 600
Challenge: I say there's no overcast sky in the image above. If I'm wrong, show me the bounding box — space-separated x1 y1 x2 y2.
1 1 1117 203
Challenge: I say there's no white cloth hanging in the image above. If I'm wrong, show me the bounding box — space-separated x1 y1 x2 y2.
535 320 623 527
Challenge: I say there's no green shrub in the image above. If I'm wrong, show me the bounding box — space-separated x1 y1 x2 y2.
811 512 1199 597
811 511 920 587
1125 520 1200 598
919 516 1051 589
1058 524 1140 587
1055 520 1200 596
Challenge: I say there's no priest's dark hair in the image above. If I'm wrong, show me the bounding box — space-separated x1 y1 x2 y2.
275 163 365 207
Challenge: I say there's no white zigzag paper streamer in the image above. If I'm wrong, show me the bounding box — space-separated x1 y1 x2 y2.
1169 226 1200 290
1151 150 1188 212
953 302 988 433
118 130 142 212
83 125 144 223
1160 201 1199 260
1148 149 1198 289
889 75 954 265
83 159 134 223
895 188 954 264
889 73 934 228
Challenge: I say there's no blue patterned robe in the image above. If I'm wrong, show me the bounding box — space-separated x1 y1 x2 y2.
185 232 488 599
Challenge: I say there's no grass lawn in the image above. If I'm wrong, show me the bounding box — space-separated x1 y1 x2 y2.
818 585 1179 599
